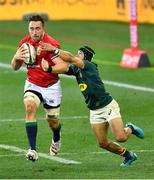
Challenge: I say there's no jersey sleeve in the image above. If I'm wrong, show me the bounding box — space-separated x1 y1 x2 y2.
50 51 60 62
18 36 30 48
46 35 61 62
82 60 97 71
18 39 25 48
65 65 76 75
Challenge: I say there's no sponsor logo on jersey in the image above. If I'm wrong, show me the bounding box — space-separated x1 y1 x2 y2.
49 99 54 103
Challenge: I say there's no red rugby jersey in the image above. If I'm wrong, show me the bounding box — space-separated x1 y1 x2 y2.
19 33 61 87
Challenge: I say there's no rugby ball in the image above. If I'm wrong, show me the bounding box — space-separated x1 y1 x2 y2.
21 43 36 65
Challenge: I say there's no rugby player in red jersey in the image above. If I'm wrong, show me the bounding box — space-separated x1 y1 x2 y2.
11 15 68 161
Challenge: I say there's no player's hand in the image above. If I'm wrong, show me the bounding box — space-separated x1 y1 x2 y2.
13 46 28 62
41 58 49 71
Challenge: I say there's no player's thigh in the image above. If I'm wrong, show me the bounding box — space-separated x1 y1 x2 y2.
23 91 41 111
23 80 42 109
91 122 109 143
43 80 62 108
110 117 126 139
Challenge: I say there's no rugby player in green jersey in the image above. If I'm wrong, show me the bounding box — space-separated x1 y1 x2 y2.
41 45 144 167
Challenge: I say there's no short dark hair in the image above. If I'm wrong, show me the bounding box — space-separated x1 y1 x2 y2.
28 14 44 26
79 46 95 61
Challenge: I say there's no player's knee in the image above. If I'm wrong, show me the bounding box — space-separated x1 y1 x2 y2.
115 134 127 142
45 108 60 121
45 107 60 128
25 101 36 115
47 115 59 129
46 114 59 121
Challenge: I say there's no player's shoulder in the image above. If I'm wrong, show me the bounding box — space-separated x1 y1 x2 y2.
43 33 61 48
83 60 92 67
83 60 97 70
18 35 32 47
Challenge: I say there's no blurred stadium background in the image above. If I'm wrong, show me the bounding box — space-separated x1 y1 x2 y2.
0 0 154 179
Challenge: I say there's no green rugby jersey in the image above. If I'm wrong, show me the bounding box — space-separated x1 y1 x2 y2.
68 60 113 110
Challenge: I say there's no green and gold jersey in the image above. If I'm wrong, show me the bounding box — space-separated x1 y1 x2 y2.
68 60 113 110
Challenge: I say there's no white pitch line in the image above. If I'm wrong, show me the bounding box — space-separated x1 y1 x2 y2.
104 80 154 93
0 154 24 157
59 149 154 155
0 147 153 159
0 144 81 164
1 62 154 93
0 116 88 123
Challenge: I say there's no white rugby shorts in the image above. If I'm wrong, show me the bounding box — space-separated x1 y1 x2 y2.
24 80 62 107
90 99 121 124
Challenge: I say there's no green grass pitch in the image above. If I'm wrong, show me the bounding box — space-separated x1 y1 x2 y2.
0 20 154 179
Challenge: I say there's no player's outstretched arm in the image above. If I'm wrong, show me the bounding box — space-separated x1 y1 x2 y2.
11 47 26 71
57 50 84 69
41 58 69 74
40 43 84 68
42 43 84 68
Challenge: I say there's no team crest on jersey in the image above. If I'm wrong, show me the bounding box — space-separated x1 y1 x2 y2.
79 83 87 91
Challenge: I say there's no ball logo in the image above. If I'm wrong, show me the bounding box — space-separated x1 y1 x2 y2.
79 83 87 91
